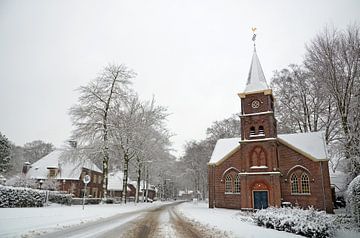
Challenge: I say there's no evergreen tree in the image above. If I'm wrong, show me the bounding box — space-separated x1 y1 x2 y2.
0 132 12 174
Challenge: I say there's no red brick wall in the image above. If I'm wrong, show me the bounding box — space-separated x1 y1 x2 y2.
277 143 333 213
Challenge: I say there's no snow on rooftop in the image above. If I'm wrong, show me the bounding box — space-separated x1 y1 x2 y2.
108 171 132 191
243 50 269 93
26 150 102 180
208 138 240 164
278 131 328 161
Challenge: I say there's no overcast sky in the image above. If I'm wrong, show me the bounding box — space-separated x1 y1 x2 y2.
0 0 359 157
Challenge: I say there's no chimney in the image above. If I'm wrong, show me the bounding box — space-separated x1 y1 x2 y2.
22 162 31 174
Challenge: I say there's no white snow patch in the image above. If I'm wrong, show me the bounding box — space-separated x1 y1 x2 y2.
0 202 160 237
177 202 300 238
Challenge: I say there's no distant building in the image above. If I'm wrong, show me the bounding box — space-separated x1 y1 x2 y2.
131 180 157 201
107 171 136 201
208 48 333 213
25 150 103 198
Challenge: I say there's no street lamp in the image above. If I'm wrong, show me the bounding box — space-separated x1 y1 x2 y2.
39 180 44 190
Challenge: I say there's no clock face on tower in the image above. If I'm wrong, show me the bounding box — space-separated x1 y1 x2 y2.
251 100 260 109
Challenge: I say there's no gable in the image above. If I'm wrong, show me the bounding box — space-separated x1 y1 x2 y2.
278 131 328 161
208 138 241 165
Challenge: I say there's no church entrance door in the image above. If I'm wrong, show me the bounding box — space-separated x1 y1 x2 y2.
253 191 268 209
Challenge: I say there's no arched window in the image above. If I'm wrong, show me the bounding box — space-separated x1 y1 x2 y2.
234 174 241 193
225 175 232 193
250 126 256 136
291 174 299 194
258 126 265 135
250 146 267 167
301 173 310 194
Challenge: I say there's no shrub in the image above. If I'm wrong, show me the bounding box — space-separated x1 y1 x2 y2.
255 207 335 238
0 185 45 207
48 191 72 205
346 175 360 221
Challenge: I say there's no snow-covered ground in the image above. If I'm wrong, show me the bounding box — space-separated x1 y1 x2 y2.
177 201 360 238
177 201 300 238
0 202 160 238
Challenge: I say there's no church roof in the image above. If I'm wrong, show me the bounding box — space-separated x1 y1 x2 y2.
243 50 269 93
277 131 328 161
208 138 240 165
208 131 328 165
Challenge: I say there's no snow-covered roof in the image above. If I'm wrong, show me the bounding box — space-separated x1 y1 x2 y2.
107 171 131 191
130 180 156 191
208 138 240 165
278 131 328 161
26 150 102 180
208 132 329 165
243 50 269 93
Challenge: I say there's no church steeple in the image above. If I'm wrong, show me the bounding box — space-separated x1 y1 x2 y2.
243 50 269 93
238 29 277 140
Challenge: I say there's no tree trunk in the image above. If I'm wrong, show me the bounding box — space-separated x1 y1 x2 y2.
136 166 141 203
122 154 129 204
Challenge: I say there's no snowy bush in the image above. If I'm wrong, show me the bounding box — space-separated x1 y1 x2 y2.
48 191 72 205
346 175 360 221
0 185 45 207
255 207 335 237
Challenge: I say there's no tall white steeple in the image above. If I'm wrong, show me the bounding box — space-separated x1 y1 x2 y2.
243 49 269 93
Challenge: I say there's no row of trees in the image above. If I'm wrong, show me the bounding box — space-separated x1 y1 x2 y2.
69 64 173 202
0 132 55 177
272 23 360 176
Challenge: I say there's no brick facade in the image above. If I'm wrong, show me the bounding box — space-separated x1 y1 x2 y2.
208 89 333 213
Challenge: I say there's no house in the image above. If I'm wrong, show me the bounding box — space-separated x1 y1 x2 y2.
25 150 103 198
208 48 333 213
131 180 157 201
107 171 136 201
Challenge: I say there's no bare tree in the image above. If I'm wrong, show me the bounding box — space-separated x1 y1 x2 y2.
69 64 135 198
305 24 360 176
271 64 339 143
23 140 55 163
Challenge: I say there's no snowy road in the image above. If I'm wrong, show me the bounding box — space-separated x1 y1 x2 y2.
37 201 219 238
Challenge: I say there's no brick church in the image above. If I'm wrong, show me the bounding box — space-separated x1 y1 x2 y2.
208 48 333 213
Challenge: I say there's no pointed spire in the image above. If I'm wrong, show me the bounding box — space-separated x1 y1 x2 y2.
243 50 269 93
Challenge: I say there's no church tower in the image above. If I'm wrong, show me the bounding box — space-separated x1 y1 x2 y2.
238 49 277 141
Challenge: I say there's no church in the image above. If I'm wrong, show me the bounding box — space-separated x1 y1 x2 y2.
207 47 333 213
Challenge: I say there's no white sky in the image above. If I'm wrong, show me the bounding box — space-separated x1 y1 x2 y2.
0 0 359 157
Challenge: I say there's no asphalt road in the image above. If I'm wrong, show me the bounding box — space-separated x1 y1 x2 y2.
38 201 219 238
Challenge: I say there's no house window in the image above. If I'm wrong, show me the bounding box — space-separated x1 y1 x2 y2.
225 175 232 193
48 168 56 178
93 175 97 184
258 126 265 135
98 176 102 184
234 174 241 193
301 173 310 194
291 174 299 194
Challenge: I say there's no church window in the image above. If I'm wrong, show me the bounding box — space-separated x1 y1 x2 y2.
291 174 299 194
234 174 241 193
225 175 232 193
258 126 265 135
250 146 267 167
250 126 256 136
301 173 310 194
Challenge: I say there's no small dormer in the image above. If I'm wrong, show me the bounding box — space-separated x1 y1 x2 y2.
47 166 58 178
